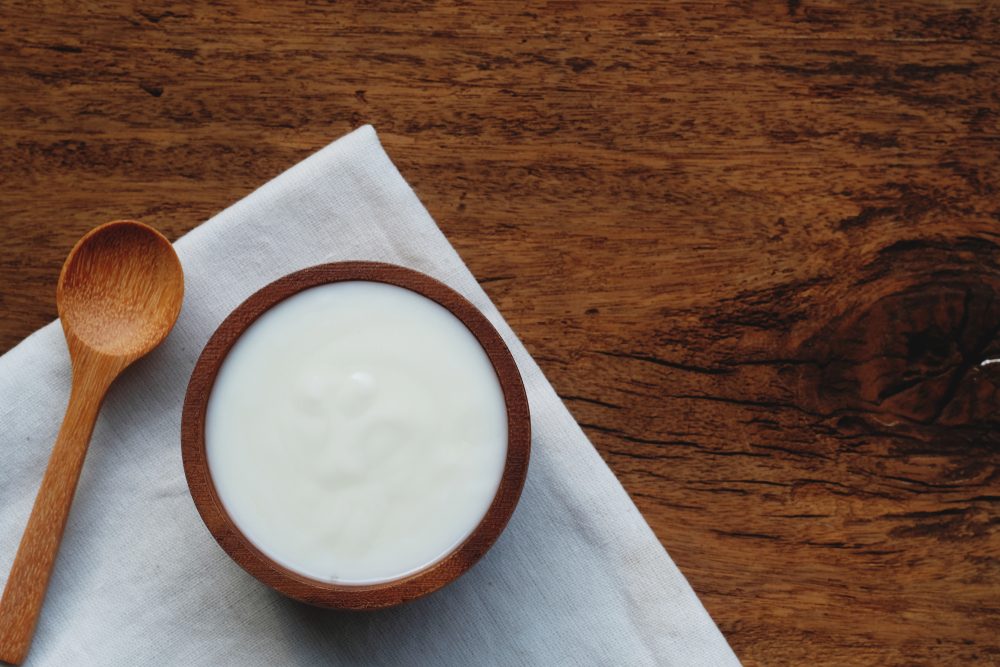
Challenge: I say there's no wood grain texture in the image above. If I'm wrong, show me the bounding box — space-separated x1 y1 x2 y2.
0 1 997 664
0 221 183 664
181 262 531 609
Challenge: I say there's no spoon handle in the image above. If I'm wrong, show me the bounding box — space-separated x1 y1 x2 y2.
0 368 111 665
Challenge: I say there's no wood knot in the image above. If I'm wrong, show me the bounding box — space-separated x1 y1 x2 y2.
798 243 1000 427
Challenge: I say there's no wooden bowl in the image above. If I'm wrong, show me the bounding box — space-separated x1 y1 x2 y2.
181 262 530 609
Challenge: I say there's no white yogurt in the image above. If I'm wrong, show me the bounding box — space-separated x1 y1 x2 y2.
205 281 508 584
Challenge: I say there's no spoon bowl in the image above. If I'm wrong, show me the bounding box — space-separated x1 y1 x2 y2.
59 221 184 359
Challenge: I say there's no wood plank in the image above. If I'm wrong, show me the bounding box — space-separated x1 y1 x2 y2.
0 2 997 664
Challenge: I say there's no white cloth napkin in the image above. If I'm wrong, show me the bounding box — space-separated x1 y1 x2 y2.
0 126 739 666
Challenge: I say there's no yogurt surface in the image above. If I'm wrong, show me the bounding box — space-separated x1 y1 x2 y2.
205 280 508 584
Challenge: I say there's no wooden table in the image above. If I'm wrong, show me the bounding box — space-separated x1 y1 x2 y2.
1 2 997 664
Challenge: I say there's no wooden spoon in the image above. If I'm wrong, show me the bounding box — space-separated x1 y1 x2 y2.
0 221 184 665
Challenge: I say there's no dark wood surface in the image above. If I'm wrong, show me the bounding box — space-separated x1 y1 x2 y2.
181 262 530 610
1 2 998 664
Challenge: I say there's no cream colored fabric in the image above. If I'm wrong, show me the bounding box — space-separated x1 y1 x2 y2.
0 126 739 666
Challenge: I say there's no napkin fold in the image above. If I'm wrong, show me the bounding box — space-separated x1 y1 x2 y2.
0 126 739 666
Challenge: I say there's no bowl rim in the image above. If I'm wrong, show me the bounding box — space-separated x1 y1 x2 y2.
181 262 531 609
